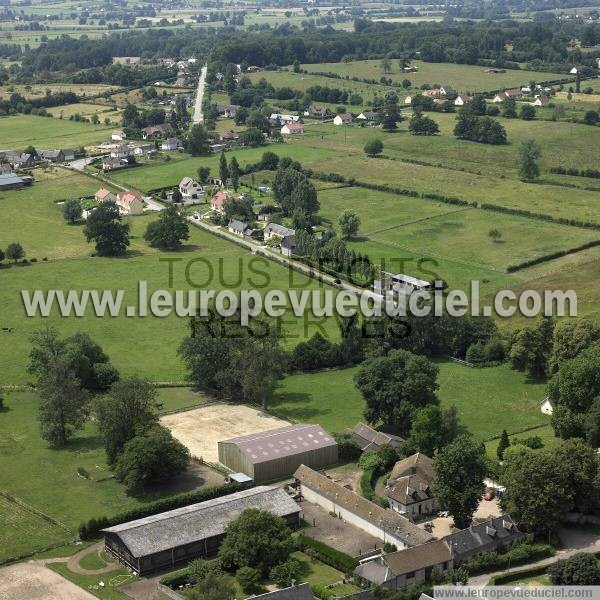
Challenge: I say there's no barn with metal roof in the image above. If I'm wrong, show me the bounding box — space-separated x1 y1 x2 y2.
101 486 300 575
218 424 338 484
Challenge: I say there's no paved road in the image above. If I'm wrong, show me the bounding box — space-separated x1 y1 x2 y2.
192 64 208 124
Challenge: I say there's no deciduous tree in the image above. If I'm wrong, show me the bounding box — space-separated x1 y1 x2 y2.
84 200 129 256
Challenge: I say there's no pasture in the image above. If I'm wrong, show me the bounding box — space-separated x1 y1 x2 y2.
0 391 209 558
270 361 549 440
0 222 341 386
0 168 120 260
161 403 290 463
45 103 122 124
300 60 567 92
105 144 344 191
0 83 118 100
0 114 113 149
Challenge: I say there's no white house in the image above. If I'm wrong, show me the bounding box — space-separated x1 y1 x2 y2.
454 94 471 106
540 397 554 415
533 95 550 107
179 176 204 199
111 130 126 141
404 95 414 105
110 144 133 159
161 137 182 151
133 143 156 157
281 122 304 135
116 190 144 215
270 113 299 124
333 113 353 126
570 66 580 74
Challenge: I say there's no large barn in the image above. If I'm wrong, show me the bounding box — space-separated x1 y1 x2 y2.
101 486 300 575
218 424 338 484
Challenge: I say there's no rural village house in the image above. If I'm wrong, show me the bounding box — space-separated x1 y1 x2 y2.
179 177 204 199
281 121 304 135
228 219 255 238
333 113 353 126
116 190 144 215
385 453 436 518
346 422 405 452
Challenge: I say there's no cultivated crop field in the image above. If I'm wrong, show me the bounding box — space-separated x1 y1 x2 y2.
0 114 113 149
45 103 122 124
301 59 568 92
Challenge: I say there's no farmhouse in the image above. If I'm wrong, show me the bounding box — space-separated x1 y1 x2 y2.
116 190 144 215
264 222 295 241
39 149 65 163
533 95 550 107
179 177 203 199
385 453 436 518
294 465 434 550
355 539 453 590
2 151 35 168
305 105 330 118
95 188 116 203
111 130 127 141
333 113 353 126
218 130 240 142
211 191 231 213
281 122 305 135
161 137 182 151
540 397 554 415
102 157 129 172
133 143 156 157
346 422 404 452
355 515 524 591
102 486 301 575
280 234 296 257
373 272 432 299
228 219 254 238
270 113 300 125
493 89 523 103
142 124 172 139
357 110 378 122
110 145 133 159
404 95 415 105
219 424 338 484
454 94 472 106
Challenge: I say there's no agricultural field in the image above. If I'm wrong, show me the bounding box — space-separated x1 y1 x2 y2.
0 391 203 558
270 361 549 439
0 83 119 100
45 103 122 124
0 220 341 386
300 59 568 92
0 114 113 149
0 169 118 261
105 144 344 192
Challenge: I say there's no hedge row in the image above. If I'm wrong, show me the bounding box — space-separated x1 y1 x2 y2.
79 482 242 539
489 564 550 585
463 542 555 576
550 166 600 180
296 534 358 574
160 566 191 589
506 239 600 272
480 202 600 230
309 170 600 231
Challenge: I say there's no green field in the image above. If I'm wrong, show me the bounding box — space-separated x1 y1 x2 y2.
271 361 549 439
0 83 118 100
105 144 344 192
300 59 567 93
0 169 119 260
0 391 206 559
0 114 113 149
46 103 122 124
0 220 340 386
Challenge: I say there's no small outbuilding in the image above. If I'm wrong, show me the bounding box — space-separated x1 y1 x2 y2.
219 424 338 484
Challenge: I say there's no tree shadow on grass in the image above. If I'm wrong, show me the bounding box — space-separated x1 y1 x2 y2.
62 433 105 454
268 392 329 421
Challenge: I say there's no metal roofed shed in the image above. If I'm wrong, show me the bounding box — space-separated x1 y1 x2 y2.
101 486 300 575
218 424 338 484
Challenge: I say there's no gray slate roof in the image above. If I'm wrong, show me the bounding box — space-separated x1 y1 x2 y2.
444 515 524 560
101 486 300 558
247 583 315 600
265 223 295 237
0 173 24 187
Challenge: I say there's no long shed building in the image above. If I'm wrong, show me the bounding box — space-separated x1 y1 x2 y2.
101 486 300 575
218 424 338 484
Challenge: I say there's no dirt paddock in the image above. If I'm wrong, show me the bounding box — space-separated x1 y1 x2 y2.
0 562 95 600
160 403 290 464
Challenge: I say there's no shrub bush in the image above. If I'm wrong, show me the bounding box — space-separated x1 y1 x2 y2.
296 534 358 574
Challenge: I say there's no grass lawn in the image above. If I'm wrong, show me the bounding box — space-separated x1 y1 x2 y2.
0 114 113 148
300 59 566 92
0 391 215 559
105 144 344 192
47 562 134 599
270 361 549 440
0 168 120 260
0 223 340 386
484 425 562 460
290 551 360 594
78 548 111 571
46 103 122 125
157 387 210 413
